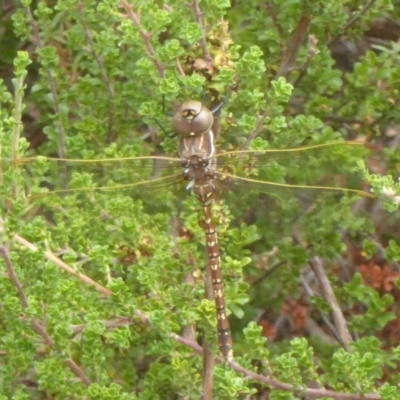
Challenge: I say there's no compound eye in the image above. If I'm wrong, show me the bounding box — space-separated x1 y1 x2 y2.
173 101 214 136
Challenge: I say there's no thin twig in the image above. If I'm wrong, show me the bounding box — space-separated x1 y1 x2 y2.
251 261 285 287
182 274 198 372
171 215 198 351
77 2 116 143
275 16 312 79
13 232 111 296
202 253 215 400
301 274 344 345
245 112 264 148
25 7 66 158
292 34 320 88
29 319 54 348
265 3 285 50
65 359 91 385
119 0 165 78
71 317 133 333
309 256 353 350
0 245 29 308
231 360 380 400
328 0 378 46
176 59 186 76
305 316 337 345
11 69 24 167
170 333 203 355
192 0 211 62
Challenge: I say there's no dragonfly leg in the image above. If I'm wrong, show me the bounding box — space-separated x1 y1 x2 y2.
144 116 176 138
162 94 173 117
210 85 235 115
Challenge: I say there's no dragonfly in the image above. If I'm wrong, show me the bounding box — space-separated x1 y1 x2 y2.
11 98 375 363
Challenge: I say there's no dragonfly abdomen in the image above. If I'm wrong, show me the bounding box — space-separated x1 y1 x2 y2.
203 203 233 362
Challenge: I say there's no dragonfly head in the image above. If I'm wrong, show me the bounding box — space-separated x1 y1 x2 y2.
173 100 214 137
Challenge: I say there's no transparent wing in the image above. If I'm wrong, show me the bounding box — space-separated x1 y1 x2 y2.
214 141 373 199
8 141 373 202
216 141 368 167
9 155 184 199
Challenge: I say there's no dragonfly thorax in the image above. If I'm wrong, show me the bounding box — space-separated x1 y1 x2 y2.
182 155 216 205
173 100 214 137
179 130 215 160
182 155 211 177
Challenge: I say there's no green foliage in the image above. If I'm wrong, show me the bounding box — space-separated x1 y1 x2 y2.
342 273 395 332
1 0 400 398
